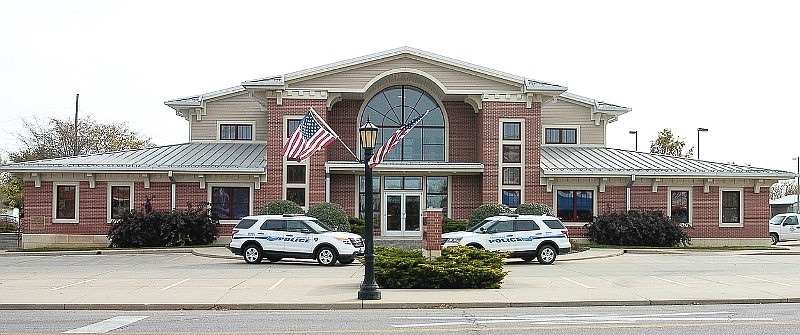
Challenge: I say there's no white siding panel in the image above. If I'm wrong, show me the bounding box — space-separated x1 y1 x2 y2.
541 101 605 145
191 93 266 141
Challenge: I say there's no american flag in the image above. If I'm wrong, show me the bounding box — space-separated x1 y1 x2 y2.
281 109 336 162
368 110 430 168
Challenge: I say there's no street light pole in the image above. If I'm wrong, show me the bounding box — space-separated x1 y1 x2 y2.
629 130 638 151
358 120 380 300
697 128 708 159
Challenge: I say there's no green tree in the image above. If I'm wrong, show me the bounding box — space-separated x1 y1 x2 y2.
9 116 155 162
650 128 694 158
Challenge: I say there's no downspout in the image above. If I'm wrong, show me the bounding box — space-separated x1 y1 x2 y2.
626 175 636 211
168 171 176 210
325 165 331 203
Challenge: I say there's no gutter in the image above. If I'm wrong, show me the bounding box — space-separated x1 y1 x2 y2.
626 175 636 211
168 171 176 210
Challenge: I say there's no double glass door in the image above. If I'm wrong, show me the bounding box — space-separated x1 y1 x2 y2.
383 192 422 237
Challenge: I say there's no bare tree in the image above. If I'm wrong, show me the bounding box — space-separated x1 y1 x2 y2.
650 128 694 158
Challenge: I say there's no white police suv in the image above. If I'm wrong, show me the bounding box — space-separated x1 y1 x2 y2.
442 214 571 264
227 214 364 265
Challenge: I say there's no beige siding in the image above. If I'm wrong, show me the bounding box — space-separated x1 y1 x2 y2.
191 93 266 141
289 56 521 92
541 100 605 145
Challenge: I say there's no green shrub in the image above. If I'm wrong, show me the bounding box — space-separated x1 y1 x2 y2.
442 217 468 233
515 202 553 216
374 246 507 289
260 200 304 215
160 203 220 247
348 216 365 236
108 199 219 248
587 210 691 247
468 203 511 228
0 221 19 233
306 202 349 231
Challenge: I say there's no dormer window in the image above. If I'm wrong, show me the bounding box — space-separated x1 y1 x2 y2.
545 128 577 144
220 124 253 140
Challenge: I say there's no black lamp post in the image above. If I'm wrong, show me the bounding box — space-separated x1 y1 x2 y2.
358 119 381 300
697 127 708 159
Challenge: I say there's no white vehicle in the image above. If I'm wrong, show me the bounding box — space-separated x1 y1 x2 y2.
442 214 571 264
227 214 364 265
769 213 800 245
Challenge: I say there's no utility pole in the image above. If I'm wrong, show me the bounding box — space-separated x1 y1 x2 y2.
74 93 79 156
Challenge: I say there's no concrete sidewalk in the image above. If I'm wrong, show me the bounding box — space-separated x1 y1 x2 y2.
1 245 798 310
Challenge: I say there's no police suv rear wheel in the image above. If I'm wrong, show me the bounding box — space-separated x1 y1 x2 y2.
537 245 557 265
243 245 263 264
317 246 338 266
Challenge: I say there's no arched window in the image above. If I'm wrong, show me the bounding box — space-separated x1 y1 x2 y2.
360 86 445 162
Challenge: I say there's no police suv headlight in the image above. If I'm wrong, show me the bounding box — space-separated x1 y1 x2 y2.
336 237 352 244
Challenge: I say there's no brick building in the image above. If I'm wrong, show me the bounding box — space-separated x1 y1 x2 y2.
2 47 793 248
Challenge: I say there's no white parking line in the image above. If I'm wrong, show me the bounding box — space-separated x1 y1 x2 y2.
160 278 191 291
50 278 96 291
268 277 287 291
63 316 149 333
650 276 693 287
737 275 792 286
560 277 594 289
166 254 190 262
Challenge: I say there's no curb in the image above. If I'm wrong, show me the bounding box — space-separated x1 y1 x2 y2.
0 248 192 257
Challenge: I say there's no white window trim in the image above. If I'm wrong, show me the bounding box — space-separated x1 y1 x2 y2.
667 187 693 227
719 188 744 227
283 115 310 209
499 118 525 207
207 183 254 225
52 182 79 224
542 125 581 146
216 121 255 141
423 176 450 215
552 186 598 227
107 182 135 223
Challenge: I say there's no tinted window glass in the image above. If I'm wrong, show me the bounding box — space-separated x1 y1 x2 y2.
263 220 286 231
491 220 514 233
786 216 799 225
286 221 310 232
543 219 566 229
514 220 538 231
234 218 258 229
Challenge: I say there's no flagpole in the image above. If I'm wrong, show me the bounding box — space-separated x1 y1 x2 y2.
308 107 359 161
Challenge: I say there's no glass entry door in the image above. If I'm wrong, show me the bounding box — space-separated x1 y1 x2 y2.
383 192 422 237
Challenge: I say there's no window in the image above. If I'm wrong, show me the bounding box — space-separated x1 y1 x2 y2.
500 120 523 208
503 122 521 140
514 220 538 231
426 176 448 216
286 165 306 184
545 128 577 144
359 176 381 219
287 119 300 137
361 86 445 162
492 220 514 233
786 216 799 225
220 124 253 140
721 190 742 224
211 187 250 220
503 145 521 163
384 176 422 190
502 190 521 207
263 220 286 231
502 167 521 185
55 185 77 220
109 185 131 220
670 190 690 224
557 190 594 222
286 188 306 207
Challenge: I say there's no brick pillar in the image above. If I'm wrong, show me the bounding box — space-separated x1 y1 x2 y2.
422 208 443 260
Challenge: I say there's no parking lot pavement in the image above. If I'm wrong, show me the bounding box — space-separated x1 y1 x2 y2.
1 247 799 310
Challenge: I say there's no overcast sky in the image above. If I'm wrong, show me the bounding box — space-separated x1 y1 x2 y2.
1 0 798 175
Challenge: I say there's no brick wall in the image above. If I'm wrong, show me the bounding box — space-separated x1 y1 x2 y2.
445 101 478 163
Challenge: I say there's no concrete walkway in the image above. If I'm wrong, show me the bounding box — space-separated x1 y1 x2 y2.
0 245 798 310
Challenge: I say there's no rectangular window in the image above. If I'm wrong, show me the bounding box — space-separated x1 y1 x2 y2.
502 167 521 185
721 191 741 224
359 176 381 219
557 190 594 222
220 124 253 140
670 190 690 224
502 190 521 207
110 186 131 220
545 128 578 144
502 122 521 140
286 165 306 184
211 187 250 220
287 120 300 137
426 176 448 216
56 185 77 219
502 145 521 163
286 188 306 207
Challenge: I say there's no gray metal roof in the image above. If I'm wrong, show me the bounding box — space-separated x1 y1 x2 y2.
0 142 267 173
541 146 795 178
770 195 800 205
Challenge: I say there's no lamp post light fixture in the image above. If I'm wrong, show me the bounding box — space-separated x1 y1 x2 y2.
358 119 381 300
629 130 638 151
794 157 800 214
696 128 709 159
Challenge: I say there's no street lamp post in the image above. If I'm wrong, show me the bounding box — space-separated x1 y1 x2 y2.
794 157 799 214
358 119 381 300
629 130 638 151
696 128 708 159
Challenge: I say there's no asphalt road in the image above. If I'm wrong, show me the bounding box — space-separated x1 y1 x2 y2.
1 304 799 334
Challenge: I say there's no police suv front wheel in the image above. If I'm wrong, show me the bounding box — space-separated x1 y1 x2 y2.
537 245 557 265
316 246 338 266
243 245 263 264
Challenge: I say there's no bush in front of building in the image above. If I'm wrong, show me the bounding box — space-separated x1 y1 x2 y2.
306 202 349 232
108 200 219 248
260 200 304 215
515 202 553 216
442 217 468 233
587 210 691 247
468 203 511 228
374 246 507 289
348 216 365 236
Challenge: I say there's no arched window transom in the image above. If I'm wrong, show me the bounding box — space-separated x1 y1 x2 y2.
360 86 445 162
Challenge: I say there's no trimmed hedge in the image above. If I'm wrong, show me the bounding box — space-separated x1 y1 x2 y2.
108 200 219 247
442 217 468 233
260 200 304 215
306 202 349 231
587 210 691 247
374 246 507 289
468 203 511 228
515 202 553 216
348 216 365 236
